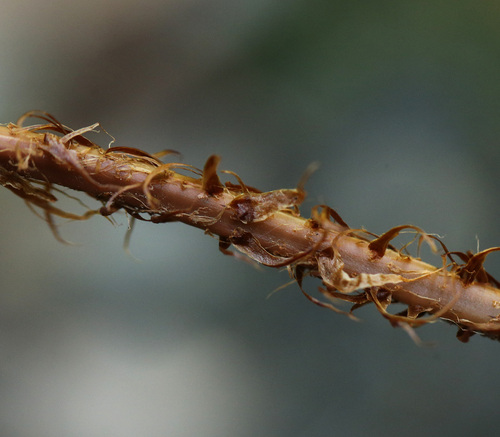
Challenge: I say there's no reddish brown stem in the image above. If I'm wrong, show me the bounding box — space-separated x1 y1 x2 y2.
1 113 499 343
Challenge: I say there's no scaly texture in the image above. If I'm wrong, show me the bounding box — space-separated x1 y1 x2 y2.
1 111 499 343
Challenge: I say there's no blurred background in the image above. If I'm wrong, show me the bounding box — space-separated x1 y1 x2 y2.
1 0 499 435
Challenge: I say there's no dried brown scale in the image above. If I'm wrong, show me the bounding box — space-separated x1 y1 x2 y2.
1 113 500 342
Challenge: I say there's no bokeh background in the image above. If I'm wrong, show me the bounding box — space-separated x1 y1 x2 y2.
1 1 499 436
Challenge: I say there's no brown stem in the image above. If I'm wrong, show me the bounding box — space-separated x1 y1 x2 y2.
1 113 499 343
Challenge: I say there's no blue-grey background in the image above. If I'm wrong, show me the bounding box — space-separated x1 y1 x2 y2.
1 1 499 436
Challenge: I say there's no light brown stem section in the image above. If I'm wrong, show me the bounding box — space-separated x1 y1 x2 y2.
1 118 499 342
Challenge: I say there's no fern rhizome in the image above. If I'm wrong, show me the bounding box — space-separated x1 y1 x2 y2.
1 111 499 343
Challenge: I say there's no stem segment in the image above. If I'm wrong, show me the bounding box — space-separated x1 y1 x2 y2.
1 113 499 343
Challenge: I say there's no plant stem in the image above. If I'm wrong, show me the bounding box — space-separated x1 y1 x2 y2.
1 112 499 343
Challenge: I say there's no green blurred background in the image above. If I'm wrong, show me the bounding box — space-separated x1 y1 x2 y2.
1 1 499 436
